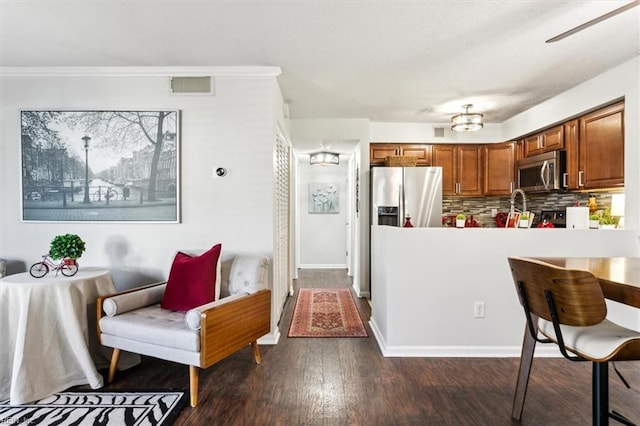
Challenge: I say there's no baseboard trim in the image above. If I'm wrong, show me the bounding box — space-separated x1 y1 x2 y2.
298 264 347 269
369 319 562 358
258 328 281 345
352 283 370 299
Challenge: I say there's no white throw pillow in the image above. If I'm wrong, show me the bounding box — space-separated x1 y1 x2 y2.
228 255 268 295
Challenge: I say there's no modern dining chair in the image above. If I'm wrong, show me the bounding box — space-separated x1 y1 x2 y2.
507 256 640 426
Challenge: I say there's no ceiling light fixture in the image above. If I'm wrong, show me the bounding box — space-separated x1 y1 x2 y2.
451 104 484 132
310 151 340 166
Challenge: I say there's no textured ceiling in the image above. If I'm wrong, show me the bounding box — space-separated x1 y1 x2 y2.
1 1 638 127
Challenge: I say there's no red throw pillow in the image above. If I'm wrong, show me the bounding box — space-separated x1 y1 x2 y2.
161 244 222 311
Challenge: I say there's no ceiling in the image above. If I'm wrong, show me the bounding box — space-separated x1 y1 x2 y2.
1 1 639 152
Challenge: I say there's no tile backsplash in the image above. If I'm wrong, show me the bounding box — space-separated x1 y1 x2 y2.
443 191 617 228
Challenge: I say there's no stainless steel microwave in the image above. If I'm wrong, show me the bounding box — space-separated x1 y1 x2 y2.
516 151 566 192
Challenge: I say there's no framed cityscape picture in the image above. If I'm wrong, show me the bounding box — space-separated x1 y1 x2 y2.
20 110 180 222
308 182 339 213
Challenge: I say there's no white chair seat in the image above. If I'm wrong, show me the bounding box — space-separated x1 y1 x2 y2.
100 304 200 352
539 318 640 361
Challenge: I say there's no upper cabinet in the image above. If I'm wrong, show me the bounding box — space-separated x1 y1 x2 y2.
571 102 624 190
369 143 432 166
484 142 515 196
432 144 483 196
369 101 623 195
563 119 580 190
522 124 564 157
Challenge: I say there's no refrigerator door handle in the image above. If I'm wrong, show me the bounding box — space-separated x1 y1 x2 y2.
398 184 404 226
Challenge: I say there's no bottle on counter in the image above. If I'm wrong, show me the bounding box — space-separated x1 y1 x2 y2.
403 215 414 227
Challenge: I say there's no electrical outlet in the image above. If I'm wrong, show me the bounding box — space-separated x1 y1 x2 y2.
491 208 498 217
474 301 485 318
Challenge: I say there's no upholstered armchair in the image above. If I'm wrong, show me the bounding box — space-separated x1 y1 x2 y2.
97 253 271 407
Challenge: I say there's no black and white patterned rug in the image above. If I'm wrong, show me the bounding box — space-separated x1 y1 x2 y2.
0 390 187 425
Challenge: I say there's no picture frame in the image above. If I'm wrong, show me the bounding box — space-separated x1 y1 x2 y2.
308 182 339 214
20 110 180 222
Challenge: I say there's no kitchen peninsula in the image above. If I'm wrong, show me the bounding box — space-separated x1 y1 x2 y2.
369 225 640 357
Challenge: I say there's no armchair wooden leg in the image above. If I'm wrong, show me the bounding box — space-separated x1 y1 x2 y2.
108 348 120 383
251 341 262 364
189 365 199 407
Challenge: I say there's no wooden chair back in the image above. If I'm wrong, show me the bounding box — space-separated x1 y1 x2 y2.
508 256 607 327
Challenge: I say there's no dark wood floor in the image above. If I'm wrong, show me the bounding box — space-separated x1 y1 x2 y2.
103 269 640 425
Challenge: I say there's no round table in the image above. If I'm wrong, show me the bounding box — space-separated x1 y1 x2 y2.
0 267 116 405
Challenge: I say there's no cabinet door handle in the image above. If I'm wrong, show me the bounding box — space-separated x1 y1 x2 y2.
578 171 584 187
510 181 514 192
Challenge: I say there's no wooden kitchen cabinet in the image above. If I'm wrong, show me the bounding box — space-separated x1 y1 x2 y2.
563 119 579 190
577 102 624 189
369 143 432 166
484 141 515 196
432 144 483 196
522 124 564 157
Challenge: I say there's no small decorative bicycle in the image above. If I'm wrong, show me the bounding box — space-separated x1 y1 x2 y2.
93 186 118 202
29 254 79 278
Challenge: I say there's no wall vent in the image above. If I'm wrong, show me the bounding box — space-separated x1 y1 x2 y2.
170 76 214 95
434 126 457 139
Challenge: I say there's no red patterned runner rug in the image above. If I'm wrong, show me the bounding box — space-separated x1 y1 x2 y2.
288 288 368 338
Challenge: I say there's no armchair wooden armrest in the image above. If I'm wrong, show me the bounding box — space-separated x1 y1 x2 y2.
199 289 271 368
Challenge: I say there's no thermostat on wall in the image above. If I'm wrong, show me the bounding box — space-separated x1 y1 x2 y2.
214 167 227 178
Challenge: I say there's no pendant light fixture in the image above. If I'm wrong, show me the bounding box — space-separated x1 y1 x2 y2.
310 151 339 165
451 104 484 132
310 144 340 166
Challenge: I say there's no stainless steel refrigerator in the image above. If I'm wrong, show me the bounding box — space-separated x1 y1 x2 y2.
371 167 442 227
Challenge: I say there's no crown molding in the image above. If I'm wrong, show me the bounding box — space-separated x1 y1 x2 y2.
0 66 282 78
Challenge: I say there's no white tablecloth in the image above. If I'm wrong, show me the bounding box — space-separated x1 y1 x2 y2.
0 267 122 405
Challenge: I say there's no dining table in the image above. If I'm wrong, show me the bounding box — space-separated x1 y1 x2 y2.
0 267 139 405
511 257 640 421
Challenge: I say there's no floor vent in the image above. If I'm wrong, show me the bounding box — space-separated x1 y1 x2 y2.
170 76 214 94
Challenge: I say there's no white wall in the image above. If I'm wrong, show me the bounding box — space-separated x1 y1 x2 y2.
370 122 502 143
371 226 640 356
297 159 348 268
0 69 280 309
